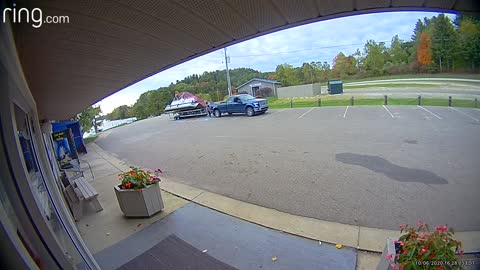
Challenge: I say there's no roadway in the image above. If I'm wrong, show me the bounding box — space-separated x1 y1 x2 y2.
96 106 480 231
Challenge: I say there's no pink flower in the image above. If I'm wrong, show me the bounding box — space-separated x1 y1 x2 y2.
419 233 430 239
400 241 405 247
459 250 464 255
386 254 393 260
421 248 427 253
399 224 405 229
155 168 163 173
417 220 423 227
390 263 397 270
435 225 447 233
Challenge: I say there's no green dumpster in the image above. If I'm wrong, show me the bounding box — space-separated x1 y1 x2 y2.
328 80 343 95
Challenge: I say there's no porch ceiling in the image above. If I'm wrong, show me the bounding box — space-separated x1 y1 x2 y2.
11 0 478 119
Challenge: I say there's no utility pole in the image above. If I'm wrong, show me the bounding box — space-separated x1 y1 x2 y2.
224 47 232 96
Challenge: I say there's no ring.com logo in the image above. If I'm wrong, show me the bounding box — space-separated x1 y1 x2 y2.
2 3 69 28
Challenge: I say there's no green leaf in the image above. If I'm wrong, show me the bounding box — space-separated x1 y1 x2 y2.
408 246 416 261
422 251 430 260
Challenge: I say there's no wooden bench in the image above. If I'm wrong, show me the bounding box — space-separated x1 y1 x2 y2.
63 176 103 221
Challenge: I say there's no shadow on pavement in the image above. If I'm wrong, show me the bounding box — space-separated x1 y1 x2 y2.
336 153 448 184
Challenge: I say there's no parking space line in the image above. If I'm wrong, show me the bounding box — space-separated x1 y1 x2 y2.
343 106 349 118
449 107 480 122
417 106 442 120
298 108 315 119
261 109 287 120
382 105 395 118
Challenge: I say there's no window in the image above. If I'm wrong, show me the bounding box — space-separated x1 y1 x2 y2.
13 104 86 267
239 95 255 101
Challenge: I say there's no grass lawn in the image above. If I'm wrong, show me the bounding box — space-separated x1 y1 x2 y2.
267 96 478 109
451 99 477 108
316 73 480 86
84 135 98 144
341 73 480 84
344 83 438 89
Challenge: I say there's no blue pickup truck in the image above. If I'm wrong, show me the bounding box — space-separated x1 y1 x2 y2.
212 94 268 117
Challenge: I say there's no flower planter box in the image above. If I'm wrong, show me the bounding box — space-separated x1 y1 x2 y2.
377 237 398 270
114 183 164 217
376 223 467 270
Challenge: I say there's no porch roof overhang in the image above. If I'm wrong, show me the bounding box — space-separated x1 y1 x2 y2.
11 0 478 120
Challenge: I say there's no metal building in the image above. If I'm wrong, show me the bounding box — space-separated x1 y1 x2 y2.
236 78 281 97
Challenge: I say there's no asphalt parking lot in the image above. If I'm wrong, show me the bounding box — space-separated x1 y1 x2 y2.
96 106 480 231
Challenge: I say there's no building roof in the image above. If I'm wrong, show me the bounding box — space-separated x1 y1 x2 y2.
236 78 281 89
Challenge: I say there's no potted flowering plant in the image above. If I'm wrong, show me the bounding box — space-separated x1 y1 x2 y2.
114 167 164 217
379 221 464 270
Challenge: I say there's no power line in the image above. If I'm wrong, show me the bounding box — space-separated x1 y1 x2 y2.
229 40 391 58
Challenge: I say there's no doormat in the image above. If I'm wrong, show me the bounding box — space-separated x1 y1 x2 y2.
117 234 238 270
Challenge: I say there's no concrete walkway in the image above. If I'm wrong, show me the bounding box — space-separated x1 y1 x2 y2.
74 145 189 254
93 203 358 270
75 142 480 269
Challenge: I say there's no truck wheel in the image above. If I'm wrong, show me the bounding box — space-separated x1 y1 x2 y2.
246 107 254 117
214 109 221 117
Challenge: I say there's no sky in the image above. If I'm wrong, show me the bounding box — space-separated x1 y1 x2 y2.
96 11 455 114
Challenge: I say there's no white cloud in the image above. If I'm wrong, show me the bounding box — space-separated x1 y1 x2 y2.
97 11 455 113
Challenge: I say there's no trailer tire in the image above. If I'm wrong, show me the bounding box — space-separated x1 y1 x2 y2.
214 109 221 117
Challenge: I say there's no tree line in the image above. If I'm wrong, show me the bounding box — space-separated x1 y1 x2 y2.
92 14 478 122
275 14 479 86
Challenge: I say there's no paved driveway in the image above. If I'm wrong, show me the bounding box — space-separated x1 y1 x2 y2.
96 106 480 231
